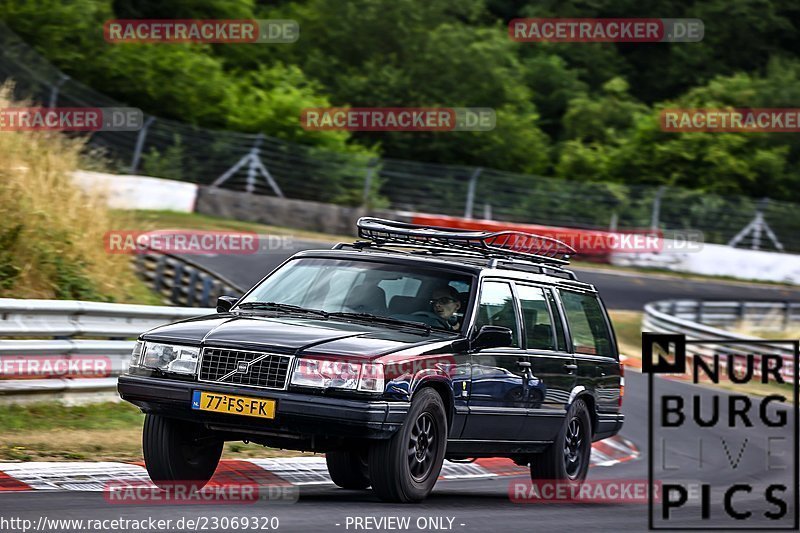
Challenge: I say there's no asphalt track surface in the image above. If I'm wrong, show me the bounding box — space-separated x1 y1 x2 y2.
193 237 800 310
1 369 796 532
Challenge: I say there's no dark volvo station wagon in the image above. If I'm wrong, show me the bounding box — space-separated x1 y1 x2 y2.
118 218 624 502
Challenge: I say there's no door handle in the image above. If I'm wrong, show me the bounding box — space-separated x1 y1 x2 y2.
564 363 578 372
516 361 532 368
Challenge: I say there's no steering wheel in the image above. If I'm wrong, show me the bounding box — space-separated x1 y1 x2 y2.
410 310 450 329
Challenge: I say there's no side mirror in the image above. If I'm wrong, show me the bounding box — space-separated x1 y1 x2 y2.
216 296 238 313
470 325 513 351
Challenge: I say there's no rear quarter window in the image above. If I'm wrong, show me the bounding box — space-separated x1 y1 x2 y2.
559 290 615 358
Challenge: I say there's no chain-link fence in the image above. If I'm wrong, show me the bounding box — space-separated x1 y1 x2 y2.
1 23 797 252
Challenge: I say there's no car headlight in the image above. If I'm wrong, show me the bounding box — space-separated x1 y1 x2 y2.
290 358 384 392
140 342 200 375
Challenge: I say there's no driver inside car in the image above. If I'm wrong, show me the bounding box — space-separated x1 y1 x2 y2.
429 286 462 330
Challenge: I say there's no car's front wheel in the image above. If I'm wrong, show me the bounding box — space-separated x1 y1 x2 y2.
326 449 370 489
142 414 223 491
529 399 592 484
368 388 447 502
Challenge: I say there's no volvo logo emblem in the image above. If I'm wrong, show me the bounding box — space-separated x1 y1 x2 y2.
236 361 249 373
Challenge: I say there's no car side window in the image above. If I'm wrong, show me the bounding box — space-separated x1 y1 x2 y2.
516 284 556 351
545 290 567 352
475 281 520 348
559 290 614 357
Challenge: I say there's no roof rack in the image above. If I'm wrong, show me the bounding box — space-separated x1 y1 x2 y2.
355 217 576 266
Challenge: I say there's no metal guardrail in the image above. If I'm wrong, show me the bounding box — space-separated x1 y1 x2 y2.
134 251 245 307
643 300 797 380
657 300 800 330
0 299 213 401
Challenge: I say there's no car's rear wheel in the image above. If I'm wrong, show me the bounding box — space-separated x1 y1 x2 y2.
368 388 447 503
529 399 591 484
326 450 370 489
142 414 223 491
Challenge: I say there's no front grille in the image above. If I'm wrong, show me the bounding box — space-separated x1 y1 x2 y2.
199 348 292 390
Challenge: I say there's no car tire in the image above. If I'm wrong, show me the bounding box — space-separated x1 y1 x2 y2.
326 450 371 489
368 388 447 503
142 414 223 491
530 399 592 484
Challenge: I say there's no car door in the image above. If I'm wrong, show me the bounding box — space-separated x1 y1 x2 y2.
558 289 620 415
461 279 528 441
515 283 576 442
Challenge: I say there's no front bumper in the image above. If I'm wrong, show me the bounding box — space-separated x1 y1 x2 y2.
118 374 409 441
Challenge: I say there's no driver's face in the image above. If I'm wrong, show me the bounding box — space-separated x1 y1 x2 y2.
431 290 460 320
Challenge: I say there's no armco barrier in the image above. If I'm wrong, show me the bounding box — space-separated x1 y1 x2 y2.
643 300 797 380
0 299 213 402
134 251 245 307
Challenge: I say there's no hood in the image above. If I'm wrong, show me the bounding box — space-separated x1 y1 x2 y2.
141 313 451 358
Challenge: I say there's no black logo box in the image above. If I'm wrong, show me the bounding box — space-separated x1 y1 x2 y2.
644 335 799 531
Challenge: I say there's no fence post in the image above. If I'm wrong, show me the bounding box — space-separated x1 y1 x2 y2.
650 186 665 230
245 134 265 194
129 116 155 173
362 158 379 208
47 74 69 109
464 167 482 219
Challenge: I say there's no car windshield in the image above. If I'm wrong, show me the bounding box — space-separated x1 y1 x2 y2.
237 258 474 333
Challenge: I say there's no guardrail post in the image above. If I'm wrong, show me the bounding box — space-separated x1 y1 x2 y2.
697 300 704 323
154 255 168 293
201 277 214 307
784 301 791 330
171 263 185 305
186 268 199 307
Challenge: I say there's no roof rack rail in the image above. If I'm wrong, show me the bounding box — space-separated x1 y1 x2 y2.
355 217 576 266
486 257 578 280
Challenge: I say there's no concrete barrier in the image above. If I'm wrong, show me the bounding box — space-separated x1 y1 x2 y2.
71 170 198 212
195 186 369 236
612 240 800 285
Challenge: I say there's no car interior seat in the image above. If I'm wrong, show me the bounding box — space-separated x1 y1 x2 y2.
343 284 388 314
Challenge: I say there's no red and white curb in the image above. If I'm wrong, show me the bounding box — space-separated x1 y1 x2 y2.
0 436 638 492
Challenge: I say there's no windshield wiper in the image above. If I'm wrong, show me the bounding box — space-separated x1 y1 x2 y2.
327 312 432 335
236 301 329 318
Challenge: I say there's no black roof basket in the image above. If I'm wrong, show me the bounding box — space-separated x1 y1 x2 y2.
355 217 576 265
